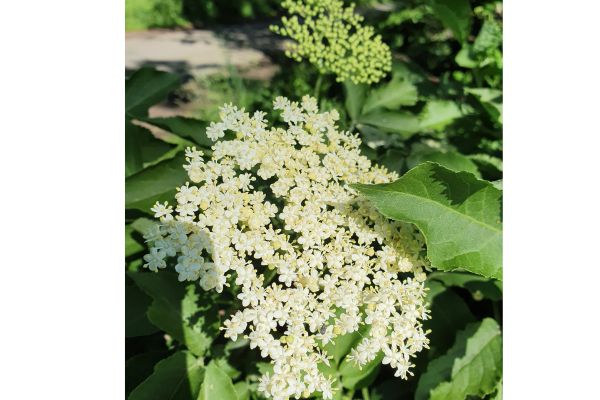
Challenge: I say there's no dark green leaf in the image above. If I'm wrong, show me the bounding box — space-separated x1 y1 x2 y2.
415 318 502 400
425 281 476 357
468 154 503 173
129 351 205 400
142 116 213 148
128 271 219 357
323 323 369 367
339 351 384 390
352 162 502 279
359 111 420 138
465 88 503 124
126 351 169 396
429 0 472 43
362 80 418 115
126 119 175 177
126 67 181 117
371 379 412 400
198 362 239 400
407 148 480 177
428 271 502 301
126 277 159 337
125 152 188 212
126 224 145 258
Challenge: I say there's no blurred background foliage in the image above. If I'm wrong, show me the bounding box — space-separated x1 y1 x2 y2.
126 0 502 399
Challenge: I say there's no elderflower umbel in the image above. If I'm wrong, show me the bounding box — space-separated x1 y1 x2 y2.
144 96 430 400
271 0 392 84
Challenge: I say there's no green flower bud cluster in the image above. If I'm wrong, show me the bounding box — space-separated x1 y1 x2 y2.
271 0 392 84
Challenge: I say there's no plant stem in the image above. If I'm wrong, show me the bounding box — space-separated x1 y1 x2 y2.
314 74 324 101
361 387 370 400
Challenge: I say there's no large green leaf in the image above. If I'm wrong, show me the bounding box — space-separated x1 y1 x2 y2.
126 67 181 117
344 81 368 122
142 116 213 148
128 271 219 357
415 318 502 400
129 351 205 400
359 111 420 138
126 119 175 177
198 362 239 400
125 152 188 212
352 162 502 279
429 0 472 43
362 80 418 115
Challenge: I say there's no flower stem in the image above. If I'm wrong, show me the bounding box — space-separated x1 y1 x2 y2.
362 387 370 400
314 74 324 101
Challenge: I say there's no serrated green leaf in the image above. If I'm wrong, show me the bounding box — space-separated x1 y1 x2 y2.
491 378 503 400
415 318 502 400
129 351 205 400
126 152 188 212
429 0 472 43
128 271 219 357
428 271 502 301
344 81 368 122
126 276 159 337
359 111 420 138
198 363 239 400
418 100 464 131
126 67 181 117
353 162 502 279
142 116 213 148
362 80 418 115
339 351 384 390
126 351 169 396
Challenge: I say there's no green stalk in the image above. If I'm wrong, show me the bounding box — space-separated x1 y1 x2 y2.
362 387 370 400
314 74 324 101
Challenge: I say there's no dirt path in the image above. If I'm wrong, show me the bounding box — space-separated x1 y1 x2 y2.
126 24 282 79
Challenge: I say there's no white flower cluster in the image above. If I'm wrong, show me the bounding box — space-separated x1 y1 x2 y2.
143 96 430 400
